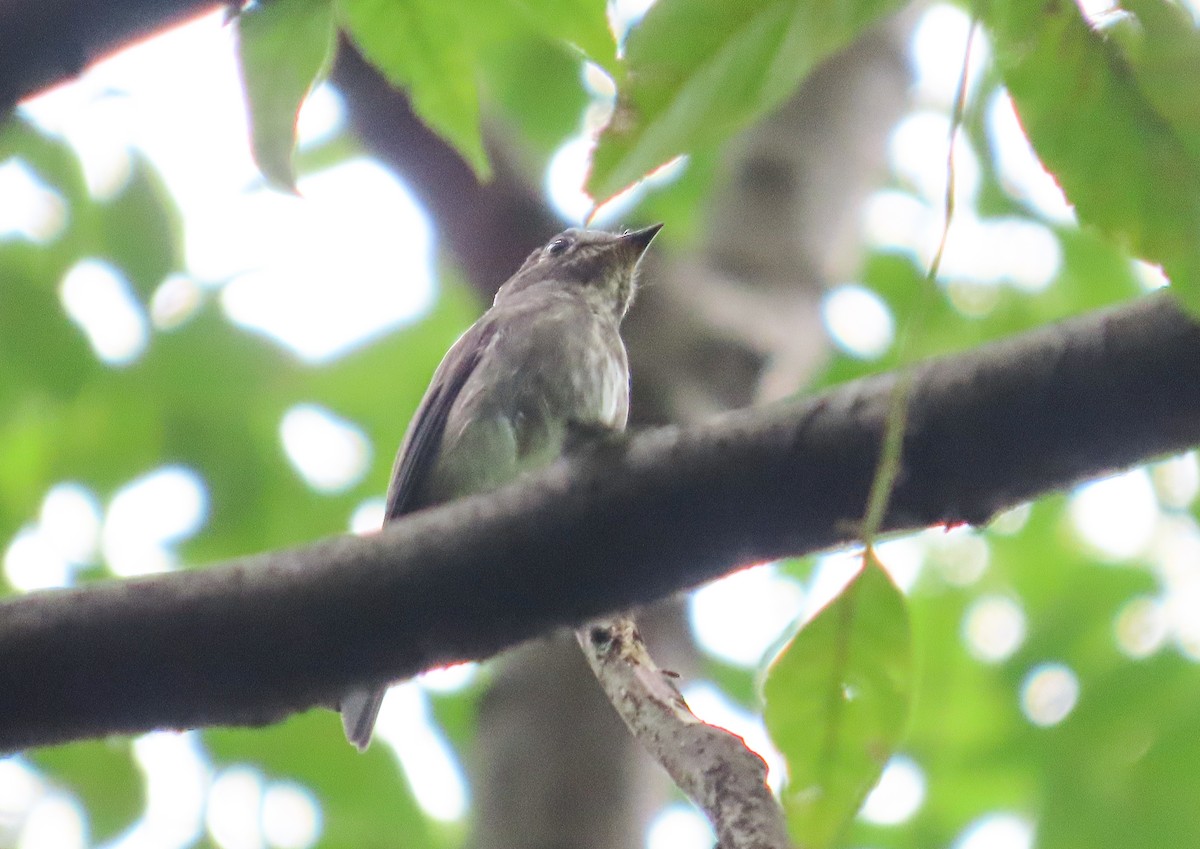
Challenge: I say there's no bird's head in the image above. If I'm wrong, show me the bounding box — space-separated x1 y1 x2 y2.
495 224 663 320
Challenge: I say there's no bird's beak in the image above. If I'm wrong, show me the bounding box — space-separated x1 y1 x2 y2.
619 223 664 257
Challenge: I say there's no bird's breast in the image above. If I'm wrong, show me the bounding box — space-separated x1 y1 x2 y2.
578 336 629 430
451 301 628 455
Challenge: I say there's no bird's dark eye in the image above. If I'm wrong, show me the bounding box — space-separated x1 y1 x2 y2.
545 237 572 257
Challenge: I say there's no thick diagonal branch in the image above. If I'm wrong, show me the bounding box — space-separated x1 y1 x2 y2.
0 294 1197 752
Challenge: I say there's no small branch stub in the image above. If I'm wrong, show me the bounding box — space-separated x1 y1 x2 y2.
576 616 792 849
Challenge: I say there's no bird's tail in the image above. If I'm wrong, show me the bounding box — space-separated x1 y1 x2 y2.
341 687 387 751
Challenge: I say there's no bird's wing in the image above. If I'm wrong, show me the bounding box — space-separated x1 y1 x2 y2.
384 320 497 520
343 320 496 752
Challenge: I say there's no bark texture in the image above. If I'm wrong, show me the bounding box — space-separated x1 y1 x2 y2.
578 617 791 849
1 293 1197 752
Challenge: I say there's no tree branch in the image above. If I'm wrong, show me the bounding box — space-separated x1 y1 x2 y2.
0 0 221 111
578 617 791 849
2 293 1198 752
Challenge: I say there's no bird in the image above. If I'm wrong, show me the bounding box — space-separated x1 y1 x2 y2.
341 223 663 750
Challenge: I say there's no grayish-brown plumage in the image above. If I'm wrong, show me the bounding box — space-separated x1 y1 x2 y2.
341 224 662 750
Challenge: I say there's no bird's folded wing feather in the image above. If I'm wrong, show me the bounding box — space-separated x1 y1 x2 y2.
385 321 497 519
342 319 496 751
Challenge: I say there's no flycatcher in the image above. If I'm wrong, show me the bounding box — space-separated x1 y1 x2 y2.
342 223 663 750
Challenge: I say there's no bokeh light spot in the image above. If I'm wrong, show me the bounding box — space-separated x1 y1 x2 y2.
3 527 71 593
4 478 101 592
349 497 386 535
1075 0 1124 26
1132 259 1170 291
113 732 209 849
927 526 989 587
821 284 894 360
889 111 980 209
261 782 321 849
546 135 651 225
876 536 925 592
861 189 934 256
0 158 68 242
909 4 991 110
689 564 804 667
60 259 149 366
217 159 436 363
805 551 863 620
945 278 1001 318
104 466 209 576
150 274 204 330
207 767 264 849
40 483 102 566
1020 663 1079 727
860 755 926 826
645 804 714 849
295 83 344 150
281 404 371 494
582 61 617 100
19 79 136 200
1115 596 1168 659
963 595 1026 663
988 503 1032 536
1151 452 1199 510
0 757 45 839
1069 469 1159 561
939 216 1061 291
17 792 86 849
952 812 1035 849
375 683 469 822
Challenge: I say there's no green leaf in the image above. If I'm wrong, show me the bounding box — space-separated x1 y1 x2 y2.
31 740 142 842
763 560 914 849
1115 0 1200 166
337 0 490 178
586 0 906 202
984 0 1200 313
503 0 617 71
236 0 337 192
479 36 592 159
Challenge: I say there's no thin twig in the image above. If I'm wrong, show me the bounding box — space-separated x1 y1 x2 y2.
861 18 978 551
